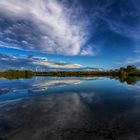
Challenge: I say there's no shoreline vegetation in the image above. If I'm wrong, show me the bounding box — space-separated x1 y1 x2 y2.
0 65 140 84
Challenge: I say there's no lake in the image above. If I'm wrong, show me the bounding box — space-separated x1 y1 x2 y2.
0 76 140 140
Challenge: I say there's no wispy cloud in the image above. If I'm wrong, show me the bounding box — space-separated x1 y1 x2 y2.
0 53 83 70
0 0 139 61
89 0 140 39
118 51 140 68
31 57 82 69
0 0 91 55
125 58 140 66
80 44 100 56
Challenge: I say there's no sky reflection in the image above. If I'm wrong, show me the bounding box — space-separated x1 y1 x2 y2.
0 77 140 139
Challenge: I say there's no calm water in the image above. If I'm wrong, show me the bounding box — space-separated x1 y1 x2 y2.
0 77 140 140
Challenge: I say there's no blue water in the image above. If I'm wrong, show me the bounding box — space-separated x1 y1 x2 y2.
0 77 140 140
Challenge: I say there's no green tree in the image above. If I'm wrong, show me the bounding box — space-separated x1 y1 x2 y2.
126 65 137 73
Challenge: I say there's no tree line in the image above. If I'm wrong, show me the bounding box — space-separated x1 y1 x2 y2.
0 66 140 84
0 70 33 79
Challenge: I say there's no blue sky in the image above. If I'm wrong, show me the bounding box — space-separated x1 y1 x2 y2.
0 0 140 70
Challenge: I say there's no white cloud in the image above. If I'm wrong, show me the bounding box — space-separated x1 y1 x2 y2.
106 19 140 40
0 54 83 70
31 57 82 69
80 46 95 56
125 58 140 66
119 55 140 68
0 40 21 50
0 0 90 55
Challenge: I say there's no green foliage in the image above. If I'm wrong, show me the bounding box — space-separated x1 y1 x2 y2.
0 70 33 79
126 65 138 73
118 65 139 76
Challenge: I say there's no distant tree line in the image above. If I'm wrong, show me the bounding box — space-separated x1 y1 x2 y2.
0 70 33 79
35 65 140 77
0 66 140 84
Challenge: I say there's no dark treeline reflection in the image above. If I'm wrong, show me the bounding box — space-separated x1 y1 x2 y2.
109 75 140 85
118 76 140 85
0 74 140 86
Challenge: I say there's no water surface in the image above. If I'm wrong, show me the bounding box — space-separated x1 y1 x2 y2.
0 77 140 140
